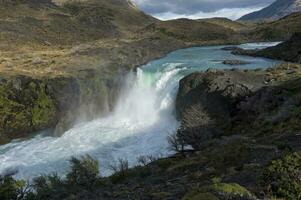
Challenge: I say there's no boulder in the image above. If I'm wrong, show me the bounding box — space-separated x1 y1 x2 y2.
223 59 251 65
221 46 240 51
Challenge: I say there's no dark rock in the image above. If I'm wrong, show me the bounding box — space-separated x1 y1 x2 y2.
223 60 251 65
221 46 240 51
176 69 265 147
231 48 257 56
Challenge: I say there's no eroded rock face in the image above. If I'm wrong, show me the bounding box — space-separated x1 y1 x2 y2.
176 69 265 147
176 69 264 150
176 64 301 152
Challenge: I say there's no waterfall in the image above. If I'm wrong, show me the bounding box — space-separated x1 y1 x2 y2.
0 42 280 180
0 64 182 180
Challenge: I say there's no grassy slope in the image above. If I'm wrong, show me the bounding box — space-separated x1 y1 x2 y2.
140 18 246 45
247 12 301 41
199 17 247 31
0 0 157 48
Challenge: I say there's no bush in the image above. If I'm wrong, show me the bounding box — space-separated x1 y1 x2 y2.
182 183 254 200
109 159 129 183
32 174 66 200
208 140 252 170
259 152 301 200
28 155 100 199
0 176 27 200
66 155 100 188
177 125 219 151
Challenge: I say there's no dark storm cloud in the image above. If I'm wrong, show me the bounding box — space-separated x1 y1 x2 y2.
132 0 275 14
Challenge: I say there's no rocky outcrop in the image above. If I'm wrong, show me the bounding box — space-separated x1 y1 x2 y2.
233 33 301 63
176 63 301 150
222 60 251 65
176 69 266 148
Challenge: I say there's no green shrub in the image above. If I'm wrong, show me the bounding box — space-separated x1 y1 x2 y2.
209 183 252 197
182 183 253 200
0 176 26 200
32 174 66 200
208 140 252 170
259 152 301 200
66 155 100 188
182 191 218 200
29 155 100 199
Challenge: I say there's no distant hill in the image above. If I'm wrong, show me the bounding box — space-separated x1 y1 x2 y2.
0 0 157 48
239 0 301 21
247 12 301 40
139 18 245 44
198 17 246 31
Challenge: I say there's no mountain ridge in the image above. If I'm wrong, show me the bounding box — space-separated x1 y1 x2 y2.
239 0 301 21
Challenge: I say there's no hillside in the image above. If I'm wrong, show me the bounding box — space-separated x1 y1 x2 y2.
246 12 301 40
140 18 246 45
232 33 301 63
199 17 247 31
239 0 301 21
0 0 157 49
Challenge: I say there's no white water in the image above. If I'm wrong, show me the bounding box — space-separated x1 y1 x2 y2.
0 43 281 180
0 65 181 180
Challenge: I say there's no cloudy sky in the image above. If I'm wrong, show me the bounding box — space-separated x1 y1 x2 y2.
132 0 276 20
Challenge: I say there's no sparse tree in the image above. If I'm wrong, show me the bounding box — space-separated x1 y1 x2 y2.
167 133 185 155
110 158 129 176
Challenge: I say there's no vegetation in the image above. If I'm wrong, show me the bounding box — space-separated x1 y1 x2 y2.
259 152 301 200
247 12 301 41
0 155 102 200
0 149 300 200
0 176 27 200
0 79 56 144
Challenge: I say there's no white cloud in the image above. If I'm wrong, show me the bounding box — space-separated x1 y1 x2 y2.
153 7 265 20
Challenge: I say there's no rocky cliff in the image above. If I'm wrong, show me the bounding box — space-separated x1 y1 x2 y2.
176 63 301 151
